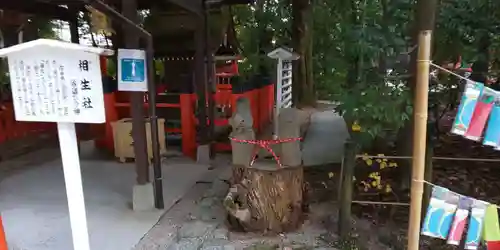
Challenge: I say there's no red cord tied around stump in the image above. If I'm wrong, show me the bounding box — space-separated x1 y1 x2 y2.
229 137 302 168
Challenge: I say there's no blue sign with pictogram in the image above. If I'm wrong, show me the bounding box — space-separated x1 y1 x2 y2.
120 58 145 82
117 49 148 92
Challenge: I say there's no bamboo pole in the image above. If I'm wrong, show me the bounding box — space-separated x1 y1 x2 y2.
407 30 432 250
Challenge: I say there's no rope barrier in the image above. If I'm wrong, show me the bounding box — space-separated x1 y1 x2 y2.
229 137 302 167
430 62 472 82
355 154 500 163
350 181 500 208
352 200 410 206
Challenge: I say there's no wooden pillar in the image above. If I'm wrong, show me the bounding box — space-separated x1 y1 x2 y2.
122 0 149 185
203 2 216 159
69 10 79 44
2 25 18 47
195 12 209 146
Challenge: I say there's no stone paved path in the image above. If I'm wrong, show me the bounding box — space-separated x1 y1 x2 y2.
133 160 339 250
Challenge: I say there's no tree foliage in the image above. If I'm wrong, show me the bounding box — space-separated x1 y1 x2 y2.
233 0 500 147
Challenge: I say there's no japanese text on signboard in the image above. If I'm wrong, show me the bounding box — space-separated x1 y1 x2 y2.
8 48 105 123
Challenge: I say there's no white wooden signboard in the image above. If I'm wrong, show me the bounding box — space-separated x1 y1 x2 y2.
7 47 106 123
0 39 114 250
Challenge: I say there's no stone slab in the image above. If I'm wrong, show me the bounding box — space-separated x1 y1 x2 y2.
302 110 349 166
133 183 155 211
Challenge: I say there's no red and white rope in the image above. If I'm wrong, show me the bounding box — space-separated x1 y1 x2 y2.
229 137 302 168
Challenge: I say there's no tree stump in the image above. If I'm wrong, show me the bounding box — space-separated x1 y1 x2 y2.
226 100 306 233
225 162 304 233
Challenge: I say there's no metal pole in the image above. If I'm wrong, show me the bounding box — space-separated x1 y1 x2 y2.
146 36 164 209
407 30 432 250
83 0 164 209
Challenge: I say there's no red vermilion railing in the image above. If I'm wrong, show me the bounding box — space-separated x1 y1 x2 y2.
95 75 275 159
0 103 56 144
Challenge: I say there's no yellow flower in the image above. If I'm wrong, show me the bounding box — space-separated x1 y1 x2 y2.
389 162 398 168
382 158 388 162
377 185 383 190
328 172 335 178
380 162 387 169
365 159 373 166
376 159 382 163
369 172 381 181
385 184 392 193
352 122 361 132
371 181 378 187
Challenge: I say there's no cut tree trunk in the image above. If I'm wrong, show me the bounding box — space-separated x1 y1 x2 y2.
227 100 307 233
226 162 305 233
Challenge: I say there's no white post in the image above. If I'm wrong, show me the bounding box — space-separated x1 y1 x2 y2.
57 122 90 250
273 58 283 139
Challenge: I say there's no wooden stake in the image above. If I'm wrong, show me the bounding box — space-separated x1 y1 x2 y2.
338 140 356 238
407 30 432 250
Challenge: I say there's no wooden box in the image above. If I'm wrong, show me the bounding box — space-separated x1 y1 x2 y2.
111 118 166 162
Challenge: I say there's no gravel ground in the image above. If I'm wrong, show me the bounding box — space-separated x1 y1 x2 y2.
133 160 342 250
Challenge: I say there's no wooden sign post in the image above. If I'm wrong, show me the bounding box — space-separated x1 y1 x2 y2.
0 39 113 250
407 30 432 250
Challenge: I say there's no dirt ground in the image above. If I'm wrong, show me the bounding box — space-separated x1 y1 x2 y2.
310 131 500 250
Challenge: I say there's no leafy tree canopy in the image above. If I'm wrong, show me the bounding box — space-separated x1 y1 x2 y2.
232 0 500 147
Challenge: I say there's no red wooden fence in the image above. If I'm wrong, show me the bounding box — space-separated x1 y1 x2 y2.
0 103 55 145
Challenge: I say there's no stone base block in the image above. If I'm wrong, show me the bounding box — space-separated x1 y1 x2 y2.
132 183 155 211
197 144 211 164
